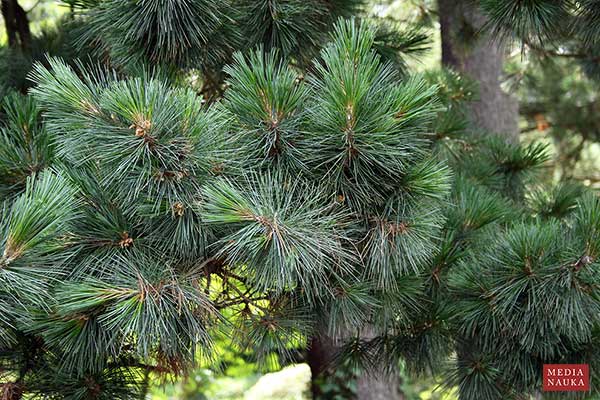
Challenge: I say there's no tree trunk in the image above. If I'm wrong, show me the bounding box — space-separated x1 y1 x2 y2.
1 0 31 52
307 325 403 400
356 374 402 400
355 325 403 400
438 0 519 143
306 333 333 399
355 364 403 399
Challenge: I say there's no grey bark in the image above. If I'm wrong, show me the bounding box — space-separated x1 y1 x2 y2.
307 325 403 400
356 373 402 400
357 376 404 400
438 0 519 143
355 325 402 400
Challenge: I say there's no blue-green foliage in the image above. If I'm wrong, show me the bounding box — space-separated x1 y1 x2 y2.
1 6 600 400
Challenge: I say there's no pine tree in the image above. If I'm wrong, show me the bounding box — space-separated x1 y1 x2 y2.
0 17 448 399
1 2 600 400
434 1 598 398
428 68 600 400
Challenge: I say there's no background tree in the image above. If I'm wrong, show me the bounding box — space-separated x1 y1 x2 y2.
1 0 31 51
424 2 600 397
437 0 519 143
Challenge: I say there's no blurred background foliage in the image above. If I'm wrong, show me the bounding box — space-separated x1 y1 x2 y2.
2 0 600 399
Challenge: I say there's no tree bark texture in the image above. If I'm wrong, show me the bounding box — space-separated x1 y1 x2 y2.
307 325 403 400
356 362 403 400
438 0 519 143
355 325 403 400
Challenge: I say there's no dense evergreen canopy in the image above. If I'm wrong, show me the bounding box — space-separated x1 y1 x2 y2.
1 1 600 400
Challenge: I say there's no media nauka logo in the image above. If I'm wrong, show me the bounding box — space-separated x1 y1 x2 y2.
543 364 590 392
